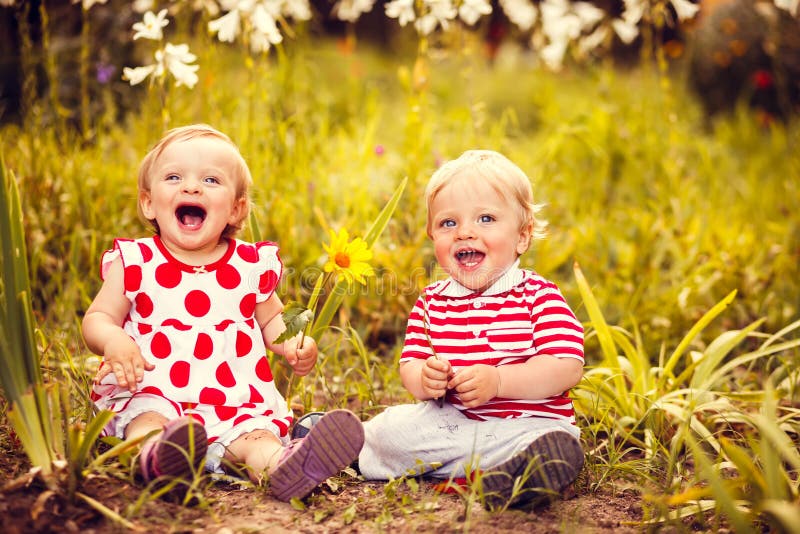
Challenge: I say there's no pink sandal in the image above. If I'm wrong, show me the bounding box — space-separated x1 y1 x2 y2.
270 409 364 501
140 416 208 483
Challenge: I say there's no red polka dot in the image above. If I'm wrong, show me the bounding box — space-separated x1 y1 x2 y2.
235 331 252 357
255 357 273 382
162 318 191 331
215 320 234 331
124 265 142 292
239 294 256 318
138 323 152 335
193 333 213 360
155 262 182 288
233 414 253 426
248 385 264 403
189 413 205 426
185 290 210 317
150 332 172 359
138 242 153 262
140 385 164 397
215 362 236 388
245 318 255 329
214 405 237 421
259 270 278 294
169 360 190 387
216 264 241 289
199 387 226 405
237 244 258 263
135 293 154 318
242 402 255 409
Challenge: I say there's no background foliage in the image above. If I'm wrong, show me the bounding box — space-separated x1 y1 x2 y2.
1 0 799 531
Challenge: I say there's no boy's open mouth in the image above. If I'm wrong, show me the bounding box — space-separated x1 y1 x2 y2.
455 248 485 267
176 204 206 228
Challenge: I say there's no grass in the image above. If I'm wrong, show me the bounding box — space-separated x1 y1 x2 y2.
1 13 799 532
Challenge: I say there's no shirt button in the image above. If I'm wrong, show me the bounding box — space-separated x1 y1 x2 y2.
474 301 483 309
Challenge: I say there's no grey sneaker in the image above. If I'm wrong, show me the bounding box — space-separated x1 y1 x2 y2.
270 409 364 502
481 430 584 510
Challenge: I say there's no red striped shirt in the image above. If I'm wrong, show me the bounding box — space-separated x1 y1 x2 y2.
401 265 584 423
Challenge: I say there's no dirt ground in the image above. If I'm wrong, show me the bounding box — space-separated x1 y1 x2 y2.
0 431 645 534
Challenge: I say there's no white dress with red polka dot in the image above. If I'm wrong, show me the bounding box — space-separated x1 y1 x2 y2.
91 235 293 447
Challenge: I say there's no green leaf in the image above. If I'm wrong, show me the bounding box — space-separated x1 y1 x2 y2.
275 302 314 344
343 503 357 525
311 177 407 340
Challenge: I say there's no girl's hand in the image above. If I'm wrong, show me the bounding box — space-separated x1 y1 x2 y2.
421 356 452 400
94 333 154 393
284 335 317 377
448 364 500 408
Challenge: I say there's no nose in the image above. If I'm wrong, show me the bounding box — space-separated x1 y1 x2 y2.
456 222 475 240
182 177 201 193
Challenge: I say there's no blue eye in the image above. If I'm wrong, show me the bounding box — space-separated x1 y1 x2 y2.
165 174 180 181
440 219 456 228
479 214 494 223
203 176 220 184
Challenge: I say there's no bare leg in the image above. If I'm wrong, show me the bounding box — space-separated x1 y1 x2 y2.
125 411 169 443
224 429 283 483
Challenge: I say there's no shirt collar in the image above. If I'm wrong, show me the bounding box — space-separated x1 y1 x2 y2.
431 259 524 297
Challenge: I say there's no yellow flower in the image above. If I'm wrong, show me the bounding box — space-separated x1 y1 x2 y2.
323 228 374 286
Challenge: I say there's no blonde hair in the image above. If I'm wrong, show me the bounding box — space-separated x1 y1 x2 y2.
424 150 547 250
137 124 253 239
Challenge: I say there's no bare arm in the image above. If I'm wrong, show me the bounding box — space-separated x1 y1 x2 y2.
82 258 153 392
257 294 318 377
448 355 584 409
399 357 453 401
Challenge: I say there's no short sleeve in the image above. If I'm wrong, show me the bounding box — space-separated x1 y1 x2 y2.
399 293 435 364
254 241 283 303
99 238 140 280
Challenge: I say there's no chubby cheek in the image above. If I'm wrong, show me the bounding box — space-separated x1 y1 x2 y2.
433 240 453 270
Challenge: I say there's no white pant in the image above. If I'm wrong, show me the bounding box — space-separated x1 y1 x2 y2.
358 401 581 480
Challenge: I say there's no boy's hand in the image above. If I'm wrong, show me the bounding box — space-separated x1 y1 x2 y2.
284 335 317 376
94 334 154 393
448 364 500 408
421 356 452 401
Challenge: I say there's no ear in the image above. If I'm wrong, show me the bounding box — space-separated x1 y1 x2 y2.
516 223 533 255
228 196 248 225
139 190 155 219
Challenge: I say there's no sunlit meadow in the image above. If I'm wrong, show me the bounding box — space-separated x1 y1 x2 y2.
1 0 799 531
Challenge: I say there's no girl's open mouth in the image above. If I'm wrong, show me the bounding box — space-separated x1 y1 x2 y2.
176 204 206 228
455 249 485 267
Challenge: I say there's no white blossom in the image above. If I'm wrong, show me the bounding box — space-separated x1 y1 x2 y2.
122 64 156 85
612 18 638 43
160 43 200 88
209 9 241 42
774 0 799 16
413 0 457 34
578 25 607 55
72 0 108 9
385 0 416 26
458 0 491 26
333 0 376 22
282 0 313 20
573 1 604 27
540 40 569 71
621 0 644 25
670 0 699 20
132 0 154 13
132 9 169 41
499 0 537 31
122 42 199 89
191 0 221 16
